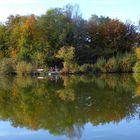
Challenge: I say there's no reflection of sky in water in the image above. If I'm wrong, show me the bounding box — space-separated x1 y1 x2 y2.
0 121 67 140
0 118 140 140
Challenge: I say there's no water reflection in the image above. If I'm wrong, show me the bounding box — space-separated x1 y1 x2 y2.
0 74 140 139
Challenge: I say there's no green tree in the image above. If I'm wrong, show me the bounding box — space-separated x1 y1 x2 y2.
37 8 73 65
18 15 38 62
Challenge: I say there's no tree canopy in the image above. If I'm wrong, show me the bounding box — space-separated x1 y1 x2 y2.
0 4 139 68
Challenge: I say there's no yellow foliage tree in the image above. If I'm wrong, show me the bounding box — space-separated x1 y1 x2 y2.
56 46 79 73
135 47 140 60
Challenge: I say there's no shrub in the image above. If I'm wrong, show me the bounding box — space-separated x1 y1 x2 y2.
105 57 118 73
117 53 136 72
16 61 35 75
133 61 140 73
95 57 106 72
133 73 140 83
0 58 15 74
80 64 94 73
62 61 71 73
62 61 80 74
69 63 80 74
135 47 140 60
56 46 78 74
56 46 75 61
135 85 140 96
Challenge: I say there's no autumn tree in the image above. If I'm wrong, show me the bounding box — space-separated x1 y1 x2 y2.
0 24 9 58
87 18 137 58
5 15 27 60
56 46 79 73
18 15 38 62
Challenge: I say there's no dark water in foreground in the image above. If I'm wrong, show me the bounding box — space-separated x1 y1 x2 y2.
1 74 140 140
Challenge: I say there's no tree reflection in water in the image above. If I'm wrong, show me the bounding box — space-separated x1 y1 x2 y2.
0 74 140 138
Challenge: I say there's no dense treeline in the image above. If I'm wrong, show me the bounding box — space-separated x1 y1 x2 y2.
0 4 140 74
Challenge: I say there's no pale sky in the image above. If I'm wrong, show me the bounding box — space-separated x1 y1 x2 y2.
0 0 139 24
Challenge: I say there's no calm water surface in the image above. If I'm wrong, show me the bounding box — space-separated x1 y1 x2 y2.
0 74 140 140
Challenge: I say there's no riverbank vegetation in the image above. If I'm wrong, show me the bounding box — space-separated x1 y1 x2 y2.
0 4 140 75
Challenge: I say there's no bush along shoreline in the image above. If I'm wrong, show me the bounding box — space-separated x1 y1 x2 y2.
0 48 140 76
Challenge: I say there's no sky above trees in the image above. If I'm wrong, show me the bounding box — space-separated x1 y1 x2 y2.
0 0 139 24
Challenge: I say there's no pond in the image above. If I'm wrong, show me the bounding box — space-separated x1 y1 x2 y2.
0 74 140 140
